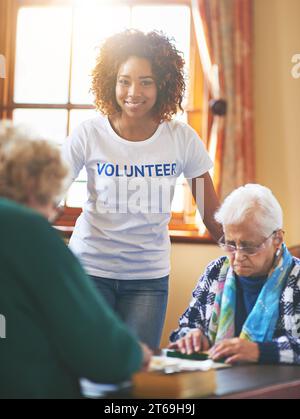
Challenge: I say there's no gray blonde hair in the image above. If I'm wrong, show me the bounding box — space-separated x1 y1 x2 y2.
0 122 22 151
0 123 69 206
215 184 283 237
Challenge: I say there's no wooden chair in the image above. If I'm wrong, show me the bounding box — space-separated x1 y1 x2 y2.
289 245 300 258
53 206 82 239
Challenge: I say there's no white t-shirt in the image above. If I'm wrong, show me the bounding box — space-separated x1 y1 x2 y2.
62 115 213 280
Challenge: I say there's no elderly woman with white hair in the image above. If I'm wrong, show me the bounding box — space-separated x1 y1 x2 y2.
169 184 300 365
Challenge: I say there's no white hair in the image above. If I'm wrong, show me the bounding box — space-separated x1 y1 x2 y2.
0 121 60 156
215 184 283 237
0 121 35 155
0 121 70 205
0 121 18 150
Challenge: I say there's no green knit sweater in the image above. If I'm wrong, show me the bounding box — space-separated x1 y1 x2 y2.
0 199 142 399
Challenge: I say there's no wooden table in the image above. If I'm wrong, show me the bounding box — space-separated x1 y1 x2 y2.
107 365 300 399
210 364 300 399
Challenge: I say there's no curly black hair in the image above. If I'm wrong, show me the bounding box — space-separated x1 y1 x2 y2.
91 29 185 121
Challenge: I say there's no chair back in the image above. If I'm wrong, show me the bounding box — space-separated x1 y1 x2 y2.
289 245 300 259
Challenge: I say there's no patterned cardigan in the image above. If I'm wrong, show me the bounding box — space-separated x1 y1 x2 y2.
170 256 300 364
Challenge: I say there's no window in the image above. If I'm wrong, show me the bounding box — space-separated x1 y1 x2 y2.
0 0 210 242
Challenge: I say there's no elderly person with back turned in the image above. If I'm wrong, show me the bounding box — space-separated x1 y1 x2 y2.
0 125 151 399
170 184 300 365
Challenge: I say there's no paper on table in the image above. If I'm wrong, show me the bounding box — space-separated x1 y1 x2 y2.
150 355 231 373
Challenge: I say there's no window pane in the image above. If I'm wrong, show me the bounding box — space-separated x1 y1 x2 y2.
132 5 190 109
71 5 130 104
69 109 98 134
132 5 190 69
14 7 72 104
13 109 68 145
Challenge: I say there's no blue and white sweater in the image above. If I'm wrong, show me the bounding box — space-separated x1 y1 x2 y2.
170 256 300 364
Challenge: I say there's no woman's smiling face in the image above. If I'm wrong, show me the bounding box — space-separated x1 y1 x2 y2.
115 56 158 119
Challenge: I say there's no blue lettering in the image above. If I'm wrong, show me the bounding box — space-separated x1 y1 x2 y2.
97 162 177 178
124 165 134 177
163 164 171 176
115 165 123 177
97 162 106 176
155 164 163 176
105 164 114 176
145 164 155 177
135 166 145 177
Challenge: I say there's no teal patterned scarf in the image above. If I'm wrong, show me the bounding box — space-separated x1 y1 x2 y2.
208 244 293 344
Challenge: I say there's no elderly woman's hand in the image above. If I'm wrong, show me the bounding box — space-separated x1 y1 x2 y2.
209 338 259 364
168 329 210 354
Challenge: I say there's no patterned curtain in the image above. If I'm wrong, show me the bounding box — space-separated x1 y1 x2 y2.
191 0 255 199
